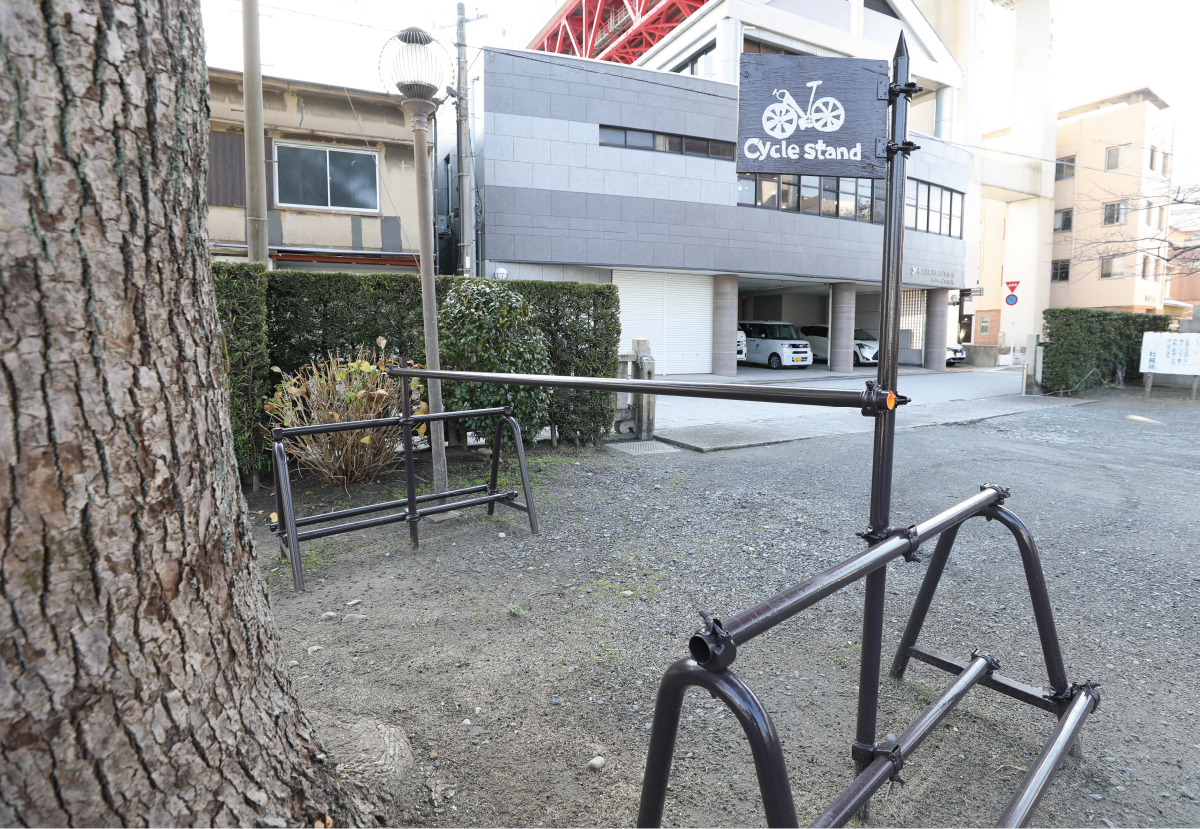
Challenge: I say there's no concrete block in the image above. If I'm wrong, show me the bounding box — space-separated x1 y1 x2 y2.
512 136 552 163
602 170 639 197
637 173 671 200
532 116 570 141
585 193 623 220
620 103 656 131
620 148 658 174
515 234 553 261
622 240 655 264
568 166 606 193
551 234 581 263
620 197 654 224
539 164 571 191
654 199 686 226
684 202 716 229
652 243 686 268
700 180 732 205
486 134 514 162
653 107 688 135
684 155 716 182
551 190 588 218
549 139 583 168
484 186 515 216
586 238 621 264
493 113 533 138
530 76 570 95
493 160 533 189
550 95 587 123
683 245 715 269
511 92 552 119
669 176 701 203
586 143 624 171
518 188 555 217
487 234 515 259
684 111 717 139
586 97 622 125
486 86 514 115
567 120 599 144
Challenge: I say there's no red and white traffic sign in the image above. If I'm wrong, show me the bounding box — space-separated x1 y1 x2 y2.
1005 281 1020 294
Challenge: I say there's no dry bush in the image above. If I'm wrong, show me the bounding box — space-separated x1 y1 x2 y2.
263 340 426 486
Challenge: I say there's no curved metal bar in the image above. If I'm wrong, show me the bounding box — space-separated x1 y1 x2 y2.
637 659 797 828
501 415 539 535
272 438 305 593
978 505 1069 697
887 506 1068 698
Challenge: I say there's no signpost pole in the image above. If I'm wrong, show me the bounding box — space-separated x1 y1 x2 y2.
854 33 920 777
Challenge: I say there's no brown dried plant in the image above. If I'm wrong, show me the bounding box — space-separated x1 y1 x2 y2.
263 339 426 486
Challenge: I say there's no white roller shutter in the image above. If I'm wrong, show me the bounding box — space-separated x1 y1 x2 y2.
612 271 712 375
664 275 713 374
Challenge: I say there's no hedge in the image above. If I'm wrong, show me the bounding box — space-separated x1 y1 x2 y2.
214 268 620 472
213 262 271 476
1041 308 1171 393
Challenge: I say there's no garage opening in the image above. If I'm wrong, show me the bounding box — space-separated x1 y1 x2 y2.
612 271 713 375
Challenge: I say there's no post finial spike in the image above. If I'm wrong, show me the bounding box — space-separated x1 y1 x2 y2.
894 31 909 59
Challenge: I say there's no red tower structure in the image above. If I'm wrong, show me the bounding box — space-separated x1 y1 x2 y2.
528 0 712 65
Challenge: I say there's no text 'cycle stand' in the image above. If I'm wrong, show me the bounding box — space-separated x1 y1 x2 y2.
269 361 538 593
387 35 1098 829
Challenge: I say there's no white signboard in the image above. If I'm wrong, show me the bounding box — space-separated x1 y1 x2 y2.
1139 332 1200 374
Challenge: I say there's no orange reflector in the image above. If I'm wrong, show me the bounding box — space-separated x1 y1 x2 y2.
887 391 896 410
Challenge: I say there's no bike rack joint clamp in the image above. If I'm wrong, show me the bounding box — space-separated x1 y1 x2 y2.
859 380 907 417
889 81 923 100
691 609 737 672
971 648 1001 673
873 741 906 785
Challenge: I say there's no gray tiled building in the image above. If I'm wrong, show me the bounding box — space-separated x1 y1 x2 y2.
441 47 969 375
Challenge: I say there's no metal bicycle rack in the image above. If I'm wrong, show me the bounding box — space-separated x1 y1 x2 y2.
382 35 1097 829
269 366 538 593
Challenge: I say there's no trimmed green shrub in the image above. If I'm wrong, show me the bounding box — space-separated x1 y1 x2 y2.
213 268 620 472
213 262 271 478
508 279 620 445
439 280 553 446
1041 308 1171 393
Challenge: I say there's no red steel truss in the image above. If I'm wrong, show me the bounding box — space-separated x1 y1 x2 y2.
529 0 712 65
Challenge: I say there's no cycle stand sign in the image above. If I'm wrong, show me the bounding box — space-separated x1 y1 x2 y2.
738 54 889 178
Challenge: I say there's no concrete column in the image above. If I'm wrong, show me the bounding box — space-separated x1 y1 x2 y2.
712 274 739 377
923 288 950 370
934 85 956 141
829 282 856 373
848 0 864 36
714 16 743 86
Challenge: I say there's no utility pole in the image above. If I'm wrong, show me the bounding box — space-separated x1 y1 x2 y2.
242 0 270 265
455 3 485 277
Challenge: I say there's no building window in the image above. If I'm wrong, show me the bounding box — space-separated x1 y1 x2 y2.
737 174 755 205
821 176 839 216
672 42 716 77
801 175 820 213
1102 201 1128 226
1054 156 1075 180
895 178 965 238
1148 146 1157 170
980 315 990 335
1051 260 1070 282
757 174 779 208
1142 257 1151 280
1105 145 1131 170
275 141 379 212
1053 208 1073 231
780 175 798 211
598 126 735 160
1100 256 1124 278
743 39 799 56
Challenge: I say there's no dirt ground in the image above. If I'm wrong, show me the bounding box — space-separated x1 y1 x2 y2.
248 388 1200 828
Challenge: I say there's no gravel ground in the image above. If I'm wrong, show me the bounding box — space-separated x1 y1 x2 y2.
249 388 1200 828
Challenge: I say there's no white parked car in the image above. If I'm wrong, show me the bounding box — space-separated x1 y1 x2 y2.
737 329 746 361
798 325 880 366
738 320 813 369
946 343 966 366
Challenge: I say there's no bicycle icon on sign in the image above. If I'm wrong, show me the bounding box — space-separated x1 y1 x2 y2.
761 81 845 139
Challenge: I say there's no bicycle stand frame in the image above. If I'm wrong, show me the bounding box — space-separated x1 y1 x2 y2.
381 33 1097 829
269 370 538 593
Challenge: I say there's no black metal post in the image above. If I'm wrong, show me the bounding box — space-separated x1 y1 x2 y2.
995 685 1100 828
501 415 539 534
637 659 797 829
855 33 920 770
487 411 505 515
814 652 998 827
889 524 962 680
400 360 420 548
271 429 304 593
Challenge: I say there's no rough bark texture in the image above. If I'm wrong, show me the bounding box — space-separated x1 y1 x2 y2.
0 2 352 824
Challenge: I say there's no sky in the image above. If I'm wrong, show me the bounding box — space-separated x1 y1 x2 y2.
199 0 1197 184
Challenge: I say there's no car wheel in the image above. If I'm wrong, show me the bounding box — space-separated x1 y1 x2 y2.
768 353 782 370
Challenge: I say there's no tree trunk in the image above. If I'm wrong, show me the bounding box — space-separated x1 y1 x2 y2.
0 3 354 824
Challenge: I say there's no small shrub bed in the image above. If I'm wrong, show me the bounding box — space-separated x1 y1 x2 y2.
1041 308 1171 392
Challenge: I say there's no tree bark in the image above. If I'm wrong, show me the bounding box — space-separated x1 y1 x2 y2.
0 2 353 824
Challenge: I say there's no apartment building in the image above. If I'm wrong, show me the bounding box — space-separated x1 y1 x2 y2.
974 89 1175 348
206 68 421 271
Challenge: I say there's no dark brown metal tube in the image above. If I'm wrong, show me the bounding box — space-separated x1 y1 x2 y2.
888 523 962 680
388 365 893 411
995 686 1099 828
281 484 491 530
813 654 996 827
708 486 1004 651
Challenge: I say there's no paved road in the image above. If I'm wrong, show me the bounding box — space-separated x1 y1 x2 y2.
650 367 1088 451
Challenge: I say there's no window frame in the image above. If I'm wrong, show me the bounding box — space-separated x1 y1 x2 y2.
980 315 990 335
1054 156 1076 181
1051 259 1070 282
273 139 381 214
1105 145 1131 171
1102 200 1128 226
1100 256 1124 279
1053 208 1073 232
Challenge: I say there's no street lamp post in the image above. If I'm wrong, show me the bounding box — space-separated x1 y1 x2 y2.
390 27 449 496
